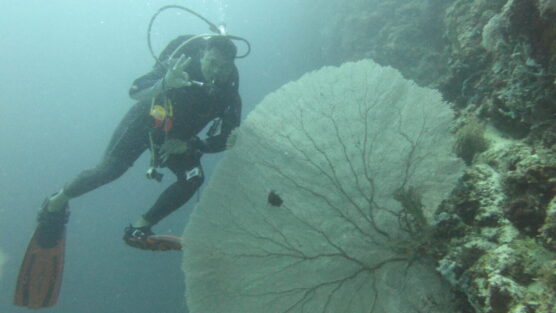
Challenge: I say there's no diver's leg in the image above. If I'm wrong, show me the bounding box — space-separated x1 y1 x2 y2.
137 157 204 228
45 102 151 212
123 169 202 250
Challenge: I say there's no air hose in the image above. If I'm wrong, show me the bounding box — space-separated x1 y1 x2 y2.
147 4 251 70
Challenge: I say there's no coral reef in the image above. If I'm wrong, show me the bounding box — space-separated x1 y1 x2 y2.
436 143 556 312
310 0 556 312
454 115 490 165
451 0 556 139
318 0 556 140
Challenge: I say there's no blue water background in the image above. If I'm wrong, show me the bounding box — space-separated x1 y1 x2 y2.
0 0 326 312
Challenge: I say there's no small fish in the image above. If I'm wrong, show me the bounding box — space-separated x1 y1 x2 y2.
267 190 283 207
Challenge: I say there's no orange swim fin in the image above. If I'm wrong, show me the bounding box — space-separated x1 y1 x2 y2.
146 234 183 251
14 206 69 309
124 226 182 251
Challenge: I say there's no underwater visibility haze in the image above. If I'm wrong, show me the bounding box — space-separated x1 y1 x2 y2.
2 0 556 313
1 1 322 312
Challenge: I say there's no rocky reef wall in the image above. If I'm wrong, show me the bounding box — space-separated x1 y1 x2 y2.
311 0 556 312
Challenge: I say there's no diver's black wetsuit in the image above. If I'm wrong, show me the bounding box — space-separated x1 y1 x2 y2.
63 35 241 225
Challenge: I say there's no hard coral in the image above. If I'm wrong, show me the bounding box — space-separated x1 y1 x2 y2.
454 115 490 165
540 197 556 251
503 151 556 235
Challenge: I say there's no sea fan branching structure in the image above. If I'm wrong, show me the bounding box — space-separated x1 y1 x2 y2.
183 60 465 313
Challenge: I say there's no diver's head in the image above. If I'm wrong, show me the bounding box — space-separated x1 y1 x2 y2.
200 36 237 86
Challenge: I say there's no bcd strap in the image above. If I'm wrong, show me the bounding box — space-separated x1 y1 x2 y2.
207 118 222 136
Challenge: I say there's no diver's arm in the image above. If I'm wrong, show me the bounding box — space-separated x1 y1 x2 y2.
198 92 242 153
129 55 192 102
129 71 166 101
129 35 195 102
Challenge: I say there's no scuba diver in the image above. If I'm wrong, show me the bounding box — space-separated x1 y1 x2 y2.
14 6 250 310
107 35 240 246
43 34 241 251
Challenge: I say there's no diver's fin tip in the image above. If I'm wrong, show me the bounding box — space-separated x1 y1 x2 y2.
14 223 67 309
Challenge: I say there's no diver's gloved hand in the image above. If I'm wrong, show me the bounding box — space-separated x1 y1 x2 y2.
159 137 202 165
164 54 192 90
129 54 192 102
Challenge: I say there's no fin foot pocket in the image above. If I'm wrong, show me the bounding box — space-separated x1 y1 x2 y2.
123 226 182 251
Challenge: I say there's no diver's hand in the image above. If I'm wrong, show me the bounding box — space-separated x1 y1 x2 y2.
159 139 188 164
164 54 192 90
159 138 202 165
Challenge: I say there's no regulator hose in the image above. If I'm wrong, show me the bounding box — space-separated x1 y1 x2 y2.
147 5 251 69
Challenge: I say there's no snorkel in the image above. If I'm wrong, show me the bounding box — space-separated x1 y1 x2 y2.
147 5 251 71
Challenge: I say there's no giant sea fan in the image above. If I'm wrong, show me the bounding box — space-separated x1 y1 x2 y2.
183 59 465 313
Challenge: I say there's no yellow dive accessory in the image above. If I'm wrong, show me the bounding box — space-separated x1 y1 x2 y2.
146 96 175 182
150 96 174 130
150 104 167 121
